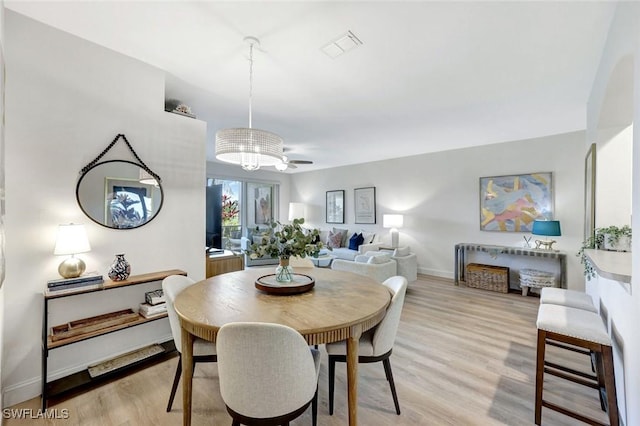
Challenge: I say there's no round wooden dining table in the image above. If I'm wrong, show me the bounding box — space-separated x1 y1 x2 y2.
174 266 392 426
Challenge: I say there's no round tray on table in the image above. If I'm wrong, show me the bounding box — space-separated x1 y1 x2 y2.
255 273 315 295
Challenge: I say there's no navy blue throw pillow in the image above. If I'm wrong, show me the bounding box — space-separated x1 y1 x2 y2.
348 232 365 250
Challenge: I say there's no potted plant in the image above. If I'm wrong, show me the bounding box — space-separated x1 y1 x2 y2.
246 218 326 282
577 225 632 279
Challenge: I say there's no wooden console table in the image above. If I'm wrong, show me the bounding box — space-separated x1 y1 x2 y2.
454 243 567 289
206 250 244 278
42 269 185 409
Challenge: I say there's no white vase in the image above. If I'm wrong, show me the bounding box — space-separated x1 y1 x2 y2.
603 234 631 252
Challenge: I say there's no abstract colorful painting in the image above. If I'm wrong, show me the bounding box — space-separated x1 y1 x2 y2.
479 172 553 232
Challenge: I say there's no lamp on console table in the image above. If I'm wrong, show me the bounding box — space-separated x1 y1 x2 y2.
54 223 91 278
383 214 404 248
532 220 561 250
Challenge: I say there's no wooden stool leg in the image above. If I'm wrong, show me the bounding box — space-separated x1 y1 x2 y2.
535 329 546 425
601 345 619 426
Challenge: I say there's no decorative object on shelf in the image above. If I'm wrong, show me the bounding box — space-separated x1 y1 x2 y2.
51 308 139 341
599 225 632 252
164 99 195 118
532 220 561 250
480 172 553 232
215 36 283 171
254 273 315 295
54 223 91 279
354 186 376 224
383 214 404 248
326 190 345 224
245 218 325 283
523 235 532 248
76 134 163 230
174 104 193 115
578 225 632 279
108 254 131 281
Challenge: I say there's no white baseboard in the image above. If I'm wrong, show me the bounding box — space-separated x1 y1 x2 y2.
418 267 453 280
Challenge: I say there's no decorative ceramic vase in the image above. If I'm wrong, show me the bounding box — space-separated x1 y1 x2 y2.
108 253 131 281
275 257 293 283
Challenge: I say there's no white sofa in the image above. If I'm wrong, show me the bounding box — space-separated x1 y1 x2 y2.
384 247 418 282
319 228 383 261
331 252 397 283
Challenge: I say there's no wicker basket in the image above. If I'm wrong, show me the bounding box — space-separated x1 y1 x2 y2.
519 269 555 289
465 263 509 293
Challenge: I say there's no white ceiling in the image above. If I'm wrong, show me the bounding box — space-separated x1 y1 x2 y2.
6 1 617 172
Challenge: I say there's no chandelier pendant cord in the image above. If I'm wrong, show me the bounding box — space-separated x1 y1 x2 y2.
248 41 254 129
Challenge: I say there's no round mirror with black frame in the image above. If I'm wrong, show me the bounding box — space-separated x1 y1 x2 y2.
76 160 164 229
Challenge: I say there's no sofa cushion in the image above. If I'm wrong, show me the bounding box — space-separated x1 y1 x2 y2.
368 253 391 264
354 255 369 263
253 235 267 245
327 230 343 249
331 247 359 261
393 246 411 257
348 233 365 250
331 227 349 247
360 231 375 244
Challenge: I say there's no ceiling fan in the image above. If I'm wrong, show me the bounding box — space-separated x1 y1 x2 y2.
274 155 313 171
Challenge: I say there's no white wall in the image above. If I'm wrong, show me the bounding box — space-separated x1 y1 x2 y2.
291 131 585 287
595 126 632 228
585 3 640 426
3 11 206 406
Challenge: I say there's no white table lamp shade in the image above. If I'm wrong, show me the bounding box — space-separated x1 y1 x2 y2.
54 224 91 255
383 214 404 229
54 224 91 279
383 214 404 248
288 202 306 221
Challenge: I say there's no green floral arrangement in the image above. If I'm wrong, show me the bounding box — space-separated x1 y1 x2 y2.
246 218 326 260
577 225 632 279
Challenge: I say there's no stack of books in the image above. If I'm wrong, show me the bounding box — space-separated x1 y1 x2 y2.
145 289 165 305
47 274 104 292
140 289 166 318
138 302 167 319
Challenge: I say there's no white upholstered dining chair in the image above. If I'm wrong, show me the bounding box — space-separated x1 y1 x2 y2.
326 275 408 415
162 275 217 412
216 322 320 426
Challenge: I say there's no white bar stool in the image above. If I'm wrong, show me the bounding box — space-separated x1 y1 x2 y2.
535 303 618 425
540 287 597 313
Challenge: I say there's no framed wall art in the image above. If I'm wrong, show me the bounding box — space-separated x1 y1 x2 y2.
354 186 376 224
479 172 553 232
250 183 273 225
326 190 344 224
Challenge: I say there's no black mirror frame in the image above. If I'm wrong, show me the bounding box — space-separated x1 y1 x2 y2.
76 159 164 230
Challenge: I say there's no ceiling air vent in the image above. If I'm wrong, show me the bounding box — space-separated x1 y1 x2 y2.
321 30 363 59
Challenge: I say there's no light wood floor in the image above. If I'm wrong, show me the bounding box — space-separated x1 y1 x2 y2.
8 275 609 425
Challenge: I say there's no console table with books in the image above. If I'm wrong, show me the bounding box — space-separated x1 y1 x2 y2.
454 243 567 291
42 269 186 409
